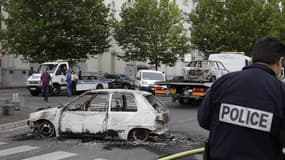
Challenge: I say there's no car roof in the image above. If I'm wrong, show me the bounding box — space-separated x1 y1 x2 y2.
89 89 152 95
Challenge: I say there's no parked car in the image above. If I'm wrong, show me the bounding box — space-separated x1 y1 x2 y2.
183 60 229 82
103 73 135 89
75 74 113 94
135 70 166 94
27 89 169 142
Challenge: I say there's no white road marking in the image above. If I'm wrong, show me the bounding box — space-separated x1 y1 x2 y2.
22 151 78 160
0 145 39 157
94 158 109 160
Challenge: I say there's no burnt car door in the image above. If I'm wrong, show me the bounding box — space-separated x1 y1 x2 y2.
59 93 109 135
106 93 139 139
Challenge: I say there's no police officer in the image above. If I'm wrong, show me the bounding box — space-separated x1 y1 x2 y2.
198 37 285 160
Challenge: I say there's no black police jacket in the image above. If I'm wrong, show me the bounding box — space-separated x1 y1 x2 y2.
198 63 285 160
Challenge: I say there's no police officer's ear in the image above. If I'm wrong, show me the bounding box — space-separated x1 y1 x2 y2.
278 57 284 68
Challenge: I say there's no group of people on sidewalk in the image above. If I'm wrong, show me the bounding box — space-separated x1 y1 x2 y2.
39 68 79 102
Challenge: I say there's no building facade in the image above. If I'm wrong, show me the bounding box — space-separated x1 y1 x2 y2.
0 0 201 88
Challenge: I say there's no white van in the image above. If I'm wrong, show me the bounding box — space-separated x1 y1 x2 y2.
208 53 251 72
135 70 165 93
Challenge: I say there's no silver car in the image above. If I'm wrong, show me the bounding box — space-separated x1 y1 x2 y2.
27 89 169 142
183 60 229 82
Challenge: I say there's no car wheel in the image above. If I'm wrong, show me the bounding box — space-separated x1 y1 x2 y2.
52 84 61 96
34 121 55 138
123 84 130 89
96 84 103 89
128 129 150 142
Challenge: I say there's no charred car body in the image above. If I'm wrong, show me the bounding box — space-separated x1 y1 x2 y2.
183 60 229 82
27 89 169 141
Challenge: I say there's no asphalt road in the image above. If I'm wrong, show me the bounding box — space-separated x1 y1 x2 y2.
0 88 208 160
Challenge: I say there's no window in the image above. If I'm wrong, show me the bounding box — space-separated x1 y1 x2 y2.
38 64 58 74
55 64 67 75
66 93 94 111
217 62 226 70
142 72 164 80
124 95 137 112
111 94 123 112
211 62 219 69
87 94 109 112
111 94 137 112
145 95 167 113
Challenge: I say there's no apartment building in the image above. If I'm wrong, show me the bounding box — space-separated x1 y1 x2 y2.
0 0 199 87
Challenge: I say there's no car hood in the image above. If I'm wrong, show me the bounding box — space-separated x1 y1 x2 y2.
29 106 61 122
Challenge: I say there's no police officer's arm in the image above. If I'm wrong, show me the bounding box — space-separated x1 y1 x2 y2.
198 88 212 130
280 85 285 147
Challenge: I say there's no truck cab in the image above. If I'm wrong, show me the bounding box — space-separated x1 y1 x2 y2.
26 60 69 96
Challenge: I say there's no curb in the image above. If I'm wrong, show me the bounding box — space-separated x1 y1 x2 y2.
0 119 28 132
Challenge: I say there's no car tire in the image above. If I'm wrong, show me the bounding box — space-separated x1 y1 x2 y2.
51 84 61 96
128 129 150 142
96 84 103 89
34 120 55 138
123 84 130 89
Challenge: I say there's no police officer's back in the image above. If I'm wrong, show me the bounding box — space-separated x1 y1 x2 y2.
198 37 285 160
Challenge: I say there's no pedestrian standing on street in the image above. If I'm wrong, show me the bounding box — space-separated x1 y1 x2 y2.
66 69 72 97
78 69 82 80
198 37 285 160
71 71 78 95
40 68 52 102
28 66 34 77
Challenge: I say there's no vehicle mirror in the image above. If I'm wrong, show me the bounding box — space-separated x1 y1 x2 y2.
136 77 140 80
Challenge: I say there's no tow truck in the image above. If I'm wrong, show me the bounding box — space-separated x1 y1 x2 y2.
155 52 251 104
26 60 112 96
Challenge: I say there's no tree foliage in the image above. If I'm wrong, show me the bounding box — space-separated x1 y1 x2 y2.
114 0 190 70
1 0 111 63
189 0 284 58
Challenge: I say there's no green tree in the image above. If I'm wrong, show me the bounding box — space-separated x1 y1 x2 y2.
1 0 111 63
114 0 190 70
189 0 276 58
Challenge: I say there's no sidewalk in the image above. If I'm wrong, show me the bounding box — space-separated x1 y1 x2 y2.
0 88 37 131
0 105 36 132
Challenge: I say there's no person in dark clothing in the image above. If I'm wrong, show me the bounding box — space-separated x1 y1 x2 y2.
198 37 285 160
40 68 52 102
78 70 82 80
66 69 72 97
28 67 34 77
71 71 78 95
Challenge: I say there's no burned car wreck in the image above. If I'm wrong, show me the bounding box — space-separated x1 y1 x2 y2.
183 60 229 82
27 89 169 142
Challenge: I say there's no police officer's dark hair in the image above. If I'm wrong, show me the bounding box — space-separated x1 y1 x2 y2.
252 37 285 64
